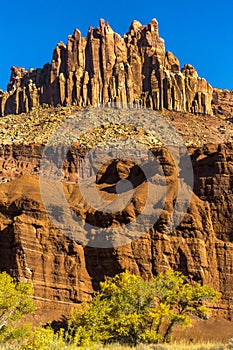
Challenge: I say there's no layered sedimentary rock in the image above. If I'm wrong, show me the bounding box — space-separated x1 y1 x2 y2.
0 143 233 321
0 19 213 116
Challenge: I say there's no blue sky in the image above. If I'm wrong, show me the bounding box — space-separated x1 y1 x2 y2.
0 0 232 91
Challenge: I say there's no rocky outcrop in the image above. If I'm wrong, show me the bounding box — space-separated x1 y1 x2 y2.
0 19 213 116
0 143 233 322
212 88 233 118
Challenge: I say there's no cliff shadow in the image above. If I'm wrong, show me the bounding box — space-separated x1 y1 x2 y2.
84 246 123 291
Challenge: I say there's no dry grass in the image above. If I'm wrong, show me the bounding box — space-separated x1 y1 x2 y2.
98 340 232 350
0 340 232 350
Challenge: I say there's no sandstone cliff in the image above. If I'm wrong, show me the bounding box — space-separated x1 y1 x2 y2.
0 19 213 116
0 143 233 323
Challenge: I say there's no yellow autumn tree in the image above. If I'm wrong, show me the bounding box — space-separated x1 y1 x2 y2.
68 269 220 345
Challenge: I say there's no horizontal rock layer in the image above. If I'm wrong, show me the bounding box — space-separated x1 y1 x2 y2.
0 143 233 322
0 19 213 116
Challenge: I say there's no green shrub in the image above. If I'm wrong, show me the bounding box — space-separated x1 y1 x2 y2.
0 272 34 330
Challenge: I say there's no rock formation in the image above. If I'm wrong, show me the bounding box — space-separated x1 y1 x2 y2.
0 18 233 329
0 143 233 322
0 19 213 116
212 88 233 118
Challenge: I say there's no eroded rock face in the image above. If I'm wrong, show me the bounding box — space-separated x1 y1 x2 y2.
191 143 233 319
0 143 233 321
212 88 233 118
0 19 213 116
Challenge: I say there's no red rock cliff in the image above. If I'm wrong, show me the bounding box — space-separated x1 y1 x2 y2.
0 143 233 322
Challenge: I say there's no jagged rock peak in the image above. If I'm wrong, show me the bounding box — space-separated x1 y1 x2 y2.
0 18 213 116
129 20 143 31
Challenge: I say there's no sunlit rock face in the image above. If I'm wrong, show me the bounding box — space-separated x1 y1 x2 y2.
0 19 213 116
0 143 233 322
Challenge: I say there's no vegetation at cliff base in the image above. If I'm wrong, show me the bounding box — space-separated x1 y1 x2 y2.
0 269 221 349
0 272 34 330
68 269 220 346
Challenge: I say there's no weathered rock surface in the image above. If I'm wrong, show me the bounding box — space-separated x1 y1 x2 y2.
0 143 233 322
212 88 233 118
0 19 213 116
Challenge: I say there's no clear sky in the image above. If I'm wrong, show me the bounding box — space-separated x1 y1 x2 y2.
0 0 232 91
